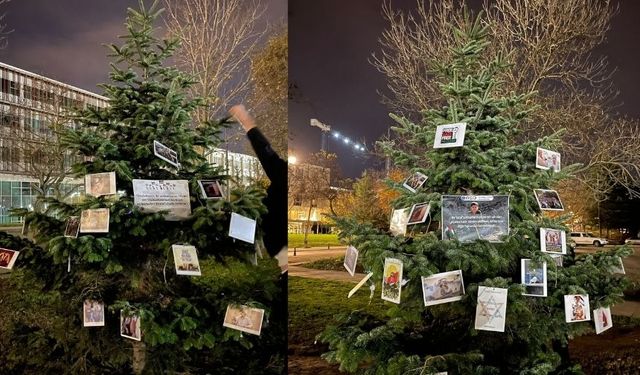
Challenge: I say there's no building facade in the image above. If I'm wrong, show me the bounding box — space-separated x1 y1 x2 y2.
0 62 108 223
287 161 332 234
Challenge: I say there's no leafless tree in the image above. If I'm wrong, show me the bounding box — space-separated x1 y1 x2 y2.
373 0 640 197
0 0 11 49
163 0 267 125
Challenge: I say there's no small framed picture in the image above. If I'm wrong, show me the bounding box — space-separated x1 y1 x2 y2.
229 213 257 244
172 245 202 276
421 270 465 307
343 245 359 277
402 172 428 193
521 259 547 297
223 304 265 336
381 258 403 304
593 306 613 334
198 180 224 199
0 248 19 270
407 202 430 225
64 216 81 238
120 311 142 341
434 122 467 148
85 172 116 197
153 140 180 168
389 208 409 236
83 300 105 327
533 189 564 211
536 147 561 172
540 228 566 254
79 208 110 233
564 294 591 323
475 286 508 332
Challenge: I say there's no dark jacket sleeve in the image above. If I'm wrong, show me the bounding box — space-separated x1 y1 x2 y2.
246 127 287 256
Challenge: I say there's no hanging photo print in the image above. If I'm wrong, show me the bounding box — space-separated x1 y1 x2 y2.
120 311 142 341
564 294 591 323
540 228 566 254
533 189 564 211
402 172 428 193
64 216 81 238
229 212 257 244
83 300 105 327
474 286 508 332
441 195 509 243
79 208 110 233
172 245 202 276
0 248 19 270
407 202 430 225
433 122 467 148
85 172 116 197
343 245 359 277
153 140 180 167
521 259 547 297
198 180 224 199
223 304 265 336
421 270 465 307
535 147 561 172
593 306 613 334
381 258 403 304
389 208 410 236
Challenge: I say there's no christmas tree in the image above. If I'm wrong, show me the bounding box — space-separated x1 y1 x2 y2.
0 2 285 374
320 14 630 374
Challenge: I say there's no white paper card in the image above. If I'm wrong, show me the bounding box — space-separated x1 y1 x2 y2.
229 212 257 244
348 272 374 298
475 286 508 332
593 306 613 334
343 245 359 276
434 122 467 148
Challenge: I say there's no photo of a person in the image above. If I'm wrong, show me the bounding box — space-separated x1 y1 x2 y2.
120 312 141 341
533 189 564 211
198 180 224 199
469 201 480 215
421 270 465 306
83 300 105 327
64 216 81 238
594 306 612 334
86 172 116 197
223 305 265 336
0 248 19 270
407 202 430 225
389 208 410 236
535 147 561 172
540 228 566 254
521 259 547 297
565 294 590 323
79 208 110 233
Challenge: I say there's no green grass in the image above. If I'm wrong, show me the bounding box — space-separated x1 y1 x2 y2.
288 233 343 248
304 256 365 274
288 276 386 352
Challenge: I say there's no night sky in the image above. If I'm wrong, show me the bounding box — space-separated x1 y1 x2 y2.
289 0 640 178
0 0 286 94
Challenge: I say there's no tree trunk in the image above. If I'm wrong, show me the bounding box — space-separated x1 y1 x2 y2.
132 341 146 374
303 204 313 248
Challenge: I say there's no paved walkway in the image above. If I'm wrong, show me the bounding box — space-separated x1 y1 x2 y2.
289 265 366 283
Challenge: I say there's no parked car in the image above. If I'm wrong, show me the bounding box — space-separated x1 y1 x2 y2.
570 232 608 247
625 238 640 245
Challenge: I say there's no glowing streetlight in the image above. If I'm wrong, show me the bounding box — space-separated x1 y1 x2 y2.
288 155 297 164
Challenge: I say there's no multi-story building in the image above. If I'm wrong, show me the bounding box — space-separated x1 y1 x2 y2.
0 62 108 224
287 161 332 234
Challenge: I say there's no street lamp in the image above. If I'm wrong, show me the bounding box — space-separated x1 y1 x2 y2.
288 155 297 164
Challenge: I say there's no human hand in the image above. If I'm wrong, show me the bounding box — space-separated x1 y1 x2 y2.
229 104 256 132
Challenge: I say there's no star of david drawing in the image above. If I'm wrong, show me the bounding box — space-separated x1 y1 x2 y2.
479 295 504 322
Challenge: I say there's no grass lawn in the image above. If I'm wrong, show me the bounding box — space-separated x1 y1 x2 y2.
288 276 386 352
288 233 343 248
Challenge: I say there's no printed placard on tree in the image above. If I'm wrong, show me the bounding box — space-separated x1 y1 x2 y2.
389 208 410 236
422 270 465 307
120 311 142 341
83 300 105 327
535 147 561 172
132 179 191 221
172 245 202 276
433 122 467 148
153 140 180 167
381 258 403 304
474 286 508 332
85 172 117 197
441 195 509 243
540 228 566 255
79 208 110 233
343 245 359 277
407 202 430 225
533 189 564 211
521 259 547 297
402 172 428 193
223 304 265 336
593 306 612 334
564 294 590 323
0 248 19 270
64 216 81 238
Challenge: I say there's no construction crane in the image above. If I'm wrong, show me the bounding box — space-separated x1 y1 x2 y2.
310 118 366 153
